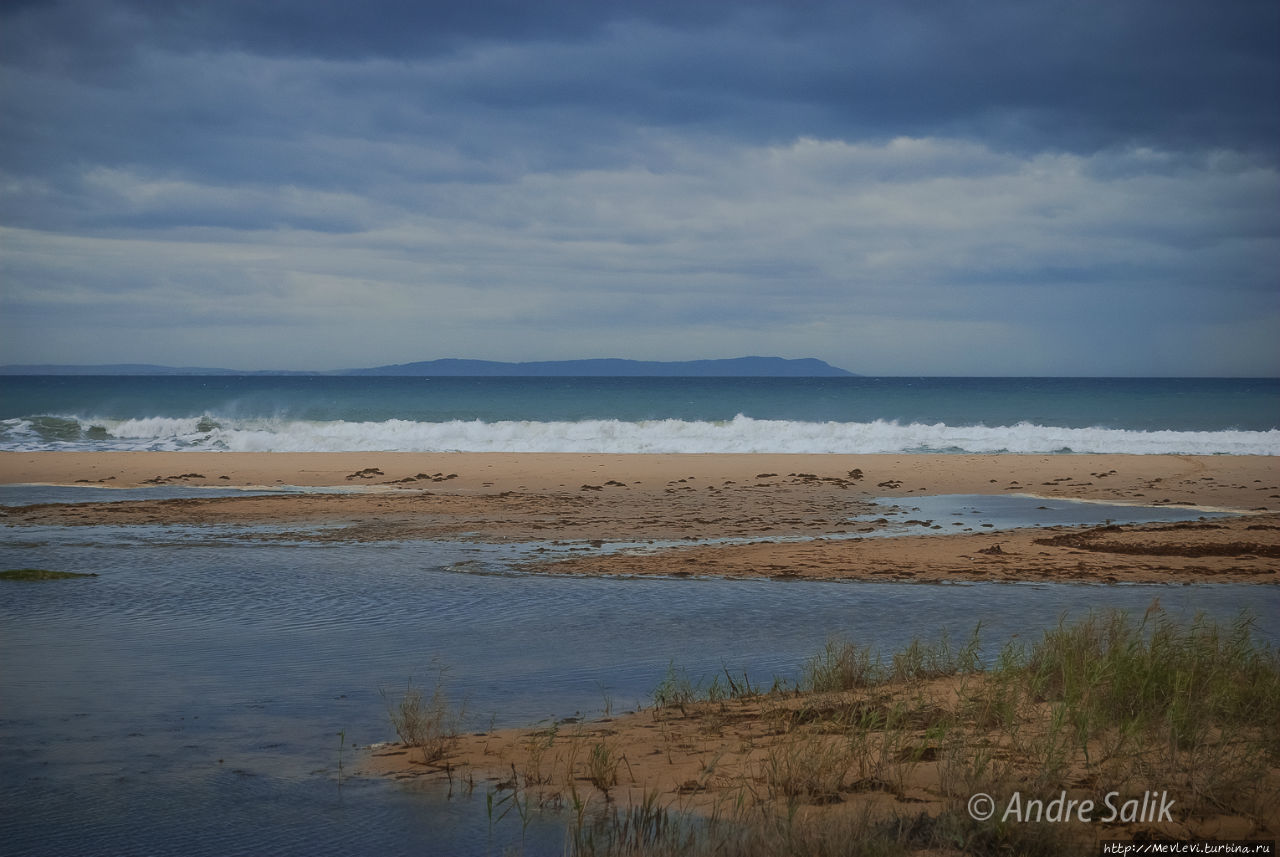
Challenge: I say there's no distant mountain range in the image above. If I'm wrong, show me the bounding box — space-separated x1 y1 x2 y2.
0 356 855 377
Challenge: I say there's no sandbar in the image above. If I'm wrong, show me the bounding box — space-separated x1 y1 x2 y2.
2 451 1277 584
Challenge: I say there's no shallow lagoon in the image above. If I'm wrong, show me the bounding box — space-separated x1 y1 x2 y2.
1 493 1275 856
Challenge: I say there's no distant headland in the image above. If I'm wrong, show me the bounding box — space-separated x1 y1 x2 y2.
0 357 855 377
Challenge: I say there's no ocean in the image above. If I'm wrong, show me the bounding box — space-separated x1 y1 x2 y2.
1 375 1277 454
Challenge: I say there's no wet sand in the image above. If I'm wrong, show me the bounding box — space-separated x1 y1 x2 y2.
1 452 1275 510
363 673 1280 842
2 452 1277 584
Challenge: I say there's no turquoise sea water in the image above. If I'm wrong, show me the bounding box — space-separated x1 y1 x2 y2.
2 375 1277 453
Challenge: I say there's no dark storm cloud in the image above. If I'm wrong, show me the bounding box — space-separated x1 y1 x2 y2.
4 0 1277 168
4 0 1275 232
1 0 1277 374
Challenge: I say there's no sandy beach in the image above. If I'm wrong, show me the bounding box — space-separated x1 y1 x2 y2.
363 666 1280 844
3 451 1275 506
2 451 1276 584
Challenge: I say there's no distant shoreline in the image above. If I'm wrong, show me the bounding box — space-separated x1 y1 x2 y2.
0 356 855 377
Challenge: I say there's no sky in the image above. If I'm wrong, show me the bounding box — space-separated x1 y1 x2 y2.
1 0 1277 376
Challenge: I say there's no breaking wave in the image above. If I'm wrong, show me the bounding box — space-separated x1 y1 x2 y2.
2 414 1277 455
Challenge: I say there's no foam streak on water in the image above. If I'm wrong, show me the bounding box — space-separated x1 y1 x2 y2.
3 414 1277 454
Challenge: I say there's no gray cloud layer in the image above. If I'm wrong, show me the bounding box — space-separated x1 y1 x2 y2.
2 0 1277 374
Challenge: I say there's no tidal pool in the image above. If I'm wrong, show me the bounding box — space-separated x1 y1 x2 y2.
855 492 1232 535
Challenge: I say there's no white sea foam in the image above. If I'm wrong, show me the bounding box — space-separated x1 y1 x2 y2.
109 417 214 438
2 414 1277 455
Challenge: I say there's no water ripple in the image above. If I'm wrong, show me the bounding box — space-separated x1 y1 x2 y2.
2 519 1276 856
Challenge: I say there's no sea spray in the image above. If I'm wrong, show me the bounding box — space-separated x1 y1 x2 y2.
2 413 1277 454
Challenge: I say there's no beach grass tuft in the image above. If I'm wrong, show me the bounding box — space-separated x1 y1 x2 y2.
587 741 622 796
381 670 464 765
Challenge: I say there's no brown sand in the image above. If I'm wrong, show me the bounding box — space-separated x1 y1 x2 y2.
2 452 1276 583
364 673 1280 842
364 681 968 821
1 452 1275 509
